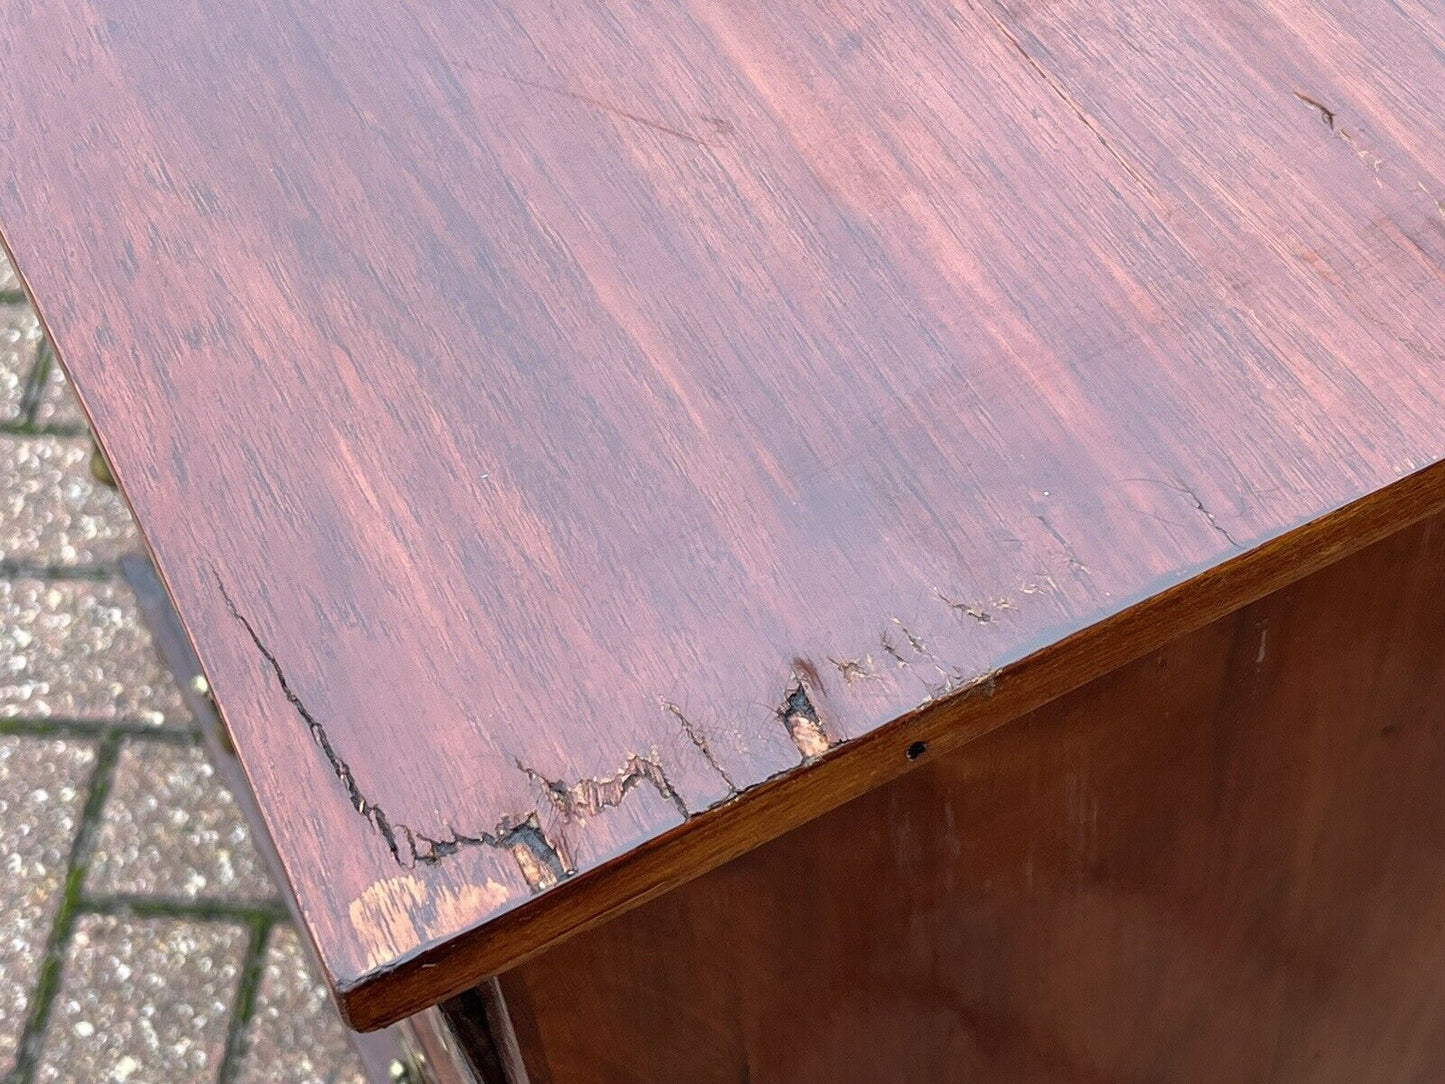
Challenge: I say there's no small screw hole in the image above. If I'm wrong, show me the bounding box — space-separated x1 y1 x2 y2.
906 740 928 761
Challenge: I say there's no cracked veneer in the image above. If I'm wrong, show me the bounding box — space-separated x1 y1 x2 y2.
829 656 872 686
520 753 690 822
1126 476 1244 550
215 564 1009 897
940 592 994 623
1036 514 1092 574
216 572 569 887
1172 479 1244 550
1293 90 1336 131
663 700 738 793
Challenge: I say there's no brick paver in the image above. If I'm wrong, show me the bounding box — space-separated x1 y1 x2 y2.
0 306 44 428
0 246 366 1083
0 737 95 1076
234 927 367 1084
35 915 248 1084
0 436 139 566
88 743 276 905
0 581 190 728
29 367 86 432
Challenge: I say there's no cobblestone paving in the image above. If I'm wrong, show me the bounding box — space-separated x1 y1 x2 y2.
0 248 366 1084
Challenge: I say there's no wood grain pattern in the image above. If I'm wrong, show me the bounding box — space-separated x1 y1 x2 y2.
500 509 1445 1083
0 0 1443 1027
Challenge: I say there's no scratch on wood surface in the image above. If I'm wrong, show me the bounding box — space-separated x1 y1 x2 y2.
1293 90 1445 218
1293 90 1336 130
968 0 1155 194
496 73 724 148
329 25 722 148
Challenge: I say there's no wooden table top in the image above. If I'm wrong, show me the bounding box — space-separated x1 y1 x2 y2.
3 0 1444 1030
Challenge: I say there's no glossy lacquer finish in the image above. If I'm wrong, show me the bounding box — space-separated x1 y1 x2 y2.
0 0 1442 1027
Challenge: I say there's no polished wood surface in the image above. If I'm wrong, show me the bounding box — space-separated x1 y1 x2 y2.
500 510 1445 1083
1 0 1443 1026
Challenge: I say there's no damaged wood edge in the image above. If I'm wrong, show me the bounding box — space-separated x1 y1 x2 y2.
218 566 842 886
519 753 689 824
662 699 738 793
216 572 567 882
336 457 1445 1031
215 571 697 891
778 682 831 759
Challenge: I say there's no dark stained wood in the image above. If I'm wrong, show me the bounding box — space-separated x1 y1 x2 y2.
498 508 1445 1083
1 0 1443 1028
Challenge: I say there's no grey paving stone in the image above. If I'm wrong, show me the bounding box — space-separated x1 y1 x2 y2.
0 436 138 565
0 736 97 1076
33 364 89 430
35 914 247 1084
0 303 43 425
88 741 276 903
0 248 19 292
234 925 365 1084
0 579 190 728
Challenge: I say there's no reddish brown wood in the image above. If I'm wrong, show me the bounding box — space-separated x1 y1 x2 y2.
0 0 1443 1027
499 509 1445 1083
